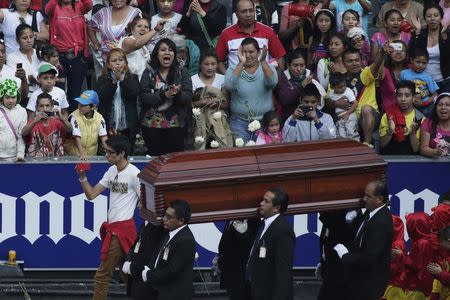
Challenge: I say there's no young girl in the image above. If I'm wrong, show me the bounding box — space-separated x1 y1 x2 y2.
192 49 232 150
22 92 72 157
322 0 371 34
256 111 283 145
371 9 411 62
341 9 370 66
0 79 27 161
37 43 66 91
7 23 42 97
307 9 336 70
96 48 140 153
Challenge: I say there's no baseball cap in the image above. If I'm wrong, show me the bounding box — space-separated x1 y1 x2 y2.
74 90 99 106
37 63 59 76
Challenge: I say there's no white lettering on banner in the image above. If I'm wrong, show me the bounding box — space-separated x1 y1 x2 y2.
396 188 439 241
0 193 17 243
0 188 442 247
69 194 108 244
21 192 65 244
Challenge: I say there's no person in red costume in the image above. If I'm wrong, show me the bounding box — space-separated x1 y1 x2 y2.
428 226 450 300
403 212 439 299
382 215 407 300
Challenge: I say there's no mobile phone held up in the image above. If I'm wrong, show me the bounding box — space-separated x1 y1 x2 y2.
16 63 22 69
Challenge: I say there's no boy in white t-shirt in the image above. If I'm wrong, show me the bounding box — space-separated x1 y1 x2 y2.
26 63 69 119
76 135 140 299
327 73 359 140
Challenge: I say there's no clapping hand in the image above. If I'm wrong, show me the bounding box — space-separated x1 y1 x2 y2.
259 45 268 62
427 263 442 275
237 46 246 64
301 75 313 88
189 0 206 17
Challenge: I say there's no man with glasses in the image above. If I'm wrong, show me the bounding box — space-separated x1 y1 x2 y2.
333 180 393 300
76 135 140 300
141 199 196 300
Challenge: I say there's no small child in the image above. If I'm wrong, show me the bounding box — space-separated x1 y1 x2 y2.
65 90 108 160
327 73 359 140
256 111 283 145
428 226 450 300
26 63 69 119
400 48 439 117
148 0 182 52
0 79 27 161
36 43 66 91
22 92 72 157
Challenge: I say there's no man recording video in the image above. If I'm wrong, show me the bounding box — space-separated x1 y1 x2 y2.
283 83 337 142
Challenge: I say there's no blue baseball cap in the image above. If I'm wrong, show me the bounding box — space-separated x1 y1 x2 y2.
74 90 99 106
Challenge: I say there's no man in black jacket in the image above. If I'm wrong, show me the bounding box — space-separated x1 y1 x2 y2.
334 180 393 300
245 188 296 300
141 199 196 300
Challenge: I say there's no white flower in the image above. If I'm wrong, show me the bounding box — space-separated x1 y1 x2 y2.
247 120 261 132
235 138 244 147
195 136 205 144
192 108 201 116
212 111 222 120
245 140 256 146
210 140 219 148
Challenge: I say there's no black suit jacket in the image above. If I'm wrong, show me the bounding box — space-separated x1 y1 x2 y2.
146 226 196 300
249 215 296 300
342 205 393 300
125 222 163 298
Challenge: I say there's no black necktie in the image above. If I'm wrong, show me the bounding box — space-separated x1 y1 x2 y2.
355 213 370 245
245 222 265 281
155 233 169 267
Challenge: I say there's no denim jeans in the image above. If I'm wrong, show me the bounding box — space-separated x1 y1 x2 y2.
59 51 87 113
230 115 257 143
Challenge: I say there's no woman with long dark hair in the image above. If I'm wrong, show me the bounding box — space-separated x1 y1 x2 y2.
409 4 450 91
139 38 193 156
307 9 336 70
0 0 48 55
45 0 92 112
420 92 450 157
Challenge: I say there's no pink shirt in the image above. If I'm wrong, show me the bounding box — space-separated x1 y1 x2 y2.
440 0 450 27
371 31 411 48
421 118 450 149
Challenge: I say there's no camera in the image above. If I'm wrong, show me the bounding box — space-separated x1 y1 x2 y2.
45 111 56 117
298 105 313 120
390 43 403 51
288 3 315 18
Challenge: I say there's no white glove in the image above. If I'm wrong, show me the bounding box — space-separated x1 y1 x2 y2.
141 265 150 282
232 219 248 233
334 243 349 259
122 261 131 274
315 262 322 280
211 255 221 276
345 210 358 224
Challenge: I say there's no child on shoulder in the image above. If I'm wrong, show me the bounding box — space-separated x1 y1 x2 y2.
65 90 108 160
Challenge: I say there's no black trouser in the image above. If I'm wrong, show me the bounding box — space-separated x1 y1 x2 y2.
59 51 86 113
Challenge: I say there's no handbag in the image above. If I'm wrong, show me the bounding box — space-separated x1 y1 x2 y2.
0 107 18 141
196 13 218 48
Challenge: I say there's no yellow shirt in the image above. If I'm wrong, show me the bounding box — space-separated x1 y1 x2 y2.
65 110 105 156
379 109 421 139
355 66 378 117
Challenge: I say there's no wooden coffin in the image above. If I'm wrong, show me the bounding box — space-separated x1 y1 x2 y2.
138 140 387 224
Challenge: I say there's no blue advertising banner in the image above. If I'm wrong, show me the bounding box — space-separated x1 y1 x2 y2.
0 158 448 269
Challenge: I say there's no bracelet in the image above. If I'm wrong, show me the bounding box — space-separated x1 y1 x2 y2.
79 177 87 182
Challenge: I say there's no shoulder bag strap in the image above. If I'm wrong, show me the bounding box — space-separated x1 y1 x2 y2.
0 107 18 140
196 12 213 48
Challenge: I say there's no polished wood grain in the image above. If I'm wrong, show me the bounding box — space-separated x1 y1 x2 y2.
138 139 386 224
